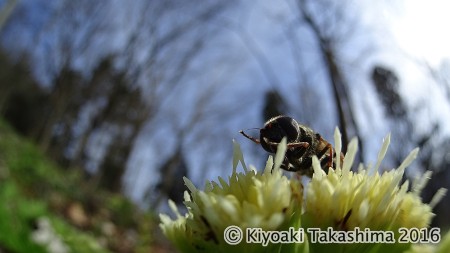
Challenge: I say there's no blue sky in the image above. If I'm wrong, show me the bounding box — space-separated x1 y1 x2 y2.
2 0 450 206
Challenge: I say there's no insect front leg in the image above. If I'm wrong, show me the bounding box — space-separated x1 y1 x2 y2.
266 141 310 150
287 141 310 149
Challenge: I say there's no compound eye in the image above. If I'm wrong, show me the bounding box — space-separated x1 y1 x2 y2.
261 137 277 152
278 117 299 141
259 125 281 153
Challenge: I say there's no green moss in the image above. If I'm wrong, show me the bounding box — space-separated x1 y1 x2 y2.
0 180 47 253
0 117 157 252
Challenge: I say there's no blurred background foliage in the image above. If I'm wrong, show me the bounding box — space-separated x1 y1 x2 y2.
1 0 450 252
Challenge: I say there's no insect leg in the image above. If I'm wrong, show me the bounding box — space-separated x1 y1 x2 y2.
272 157 291 173
279 157 291 171
339 152 344 166
266 141 310 149
239 130 261 144
316 136 334 169
326 142 333 168
287 141 310 149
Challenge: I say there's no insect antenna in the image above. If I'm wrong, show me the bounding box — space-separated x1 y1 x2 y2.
239 128 261 144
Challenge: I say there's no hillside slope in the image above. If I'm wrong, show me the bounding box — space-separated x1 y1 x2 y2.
0 119 163 253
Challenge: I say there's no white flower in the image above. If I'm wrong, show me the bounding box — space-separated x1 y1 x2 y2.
303 129 446 232
160 139 303 252
160 128 446 253
31 217 70 253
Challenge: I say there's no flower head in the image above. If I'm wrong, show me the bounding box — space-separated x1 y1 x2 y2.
303 129 445 232
302 129 446 253
160 139 303 252
160 127 446 253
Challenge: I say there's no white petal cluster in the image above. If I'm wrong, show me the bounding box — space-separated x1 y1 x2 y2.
31 217 69 253
160 139 302 252
160 128 447 253
304 129 445 230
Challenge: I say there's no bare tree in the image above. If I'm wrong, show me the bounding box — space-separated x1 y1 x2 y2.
25 0 114 153
0 0 18 31
1 0 236 196
291 0 365 160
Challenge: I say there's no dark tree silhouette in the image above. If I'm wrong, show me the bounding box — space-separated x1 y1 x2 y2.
372 66 406 118
262 90 288 121
294 0 364 160
149 145 189 207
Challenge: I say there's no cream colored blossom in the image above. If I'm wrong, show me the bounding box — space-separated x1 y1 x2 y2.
160 139 303 252
299 129 446 253
304 129 445 232
160 128 446 253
